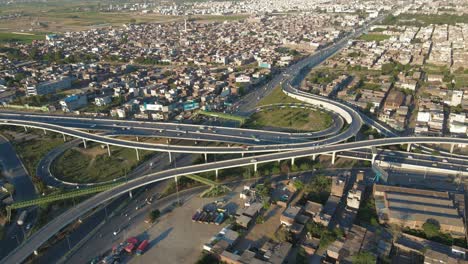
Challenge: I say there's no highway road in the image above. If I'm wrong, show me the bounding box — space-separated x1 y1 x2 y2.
0 111 338 143
0 104 360 154
4 135 468 264
0 136 37 259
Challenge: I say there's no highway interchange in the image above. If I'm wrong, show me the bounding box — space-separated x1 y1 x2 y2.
1 13 468 264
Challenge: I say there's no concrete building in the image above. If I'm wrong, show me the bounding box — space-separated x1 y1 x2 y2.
26 77 72 96
59 94 87 112
280 206 302 226
373 185 466 237
95 96 112 106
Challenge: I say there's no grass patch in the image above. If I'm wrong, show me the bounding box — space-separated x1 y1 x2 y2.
52 143 153 183
0 32 44 44
358 33 391 42
257 86 302 106
245 107 332 132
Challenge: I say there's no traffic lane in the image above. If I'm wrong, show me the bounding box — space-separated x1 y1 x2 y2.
339 150 468 172
0 136 36 201
0 119 357 154
66 184 207 264
347 149 468 167
0 113 329 140
0 136 38 259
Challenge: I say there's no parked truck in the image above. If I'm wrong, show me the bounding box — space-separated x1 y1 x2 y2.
136 240 149 255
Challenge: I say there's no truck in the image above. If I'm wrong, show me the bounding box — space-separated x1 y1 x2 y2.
17 211 27 226
136 240 149 255
124 237 139 253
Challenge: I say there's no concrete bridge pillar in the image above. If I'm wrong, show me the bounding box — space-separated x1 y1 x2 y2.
62 133 66 142
331 152 336 165
168 152 172 163
291 157 295 166
406 143 412 152
254 163 258 172
241 152 244 158
312 154 316 161
24 126 28 132
129 190 133 198
107 144 111 157
82 139 87 149
450 144 455 154
135 148 140 161
204 153 208 163
136 136 139 142
371 153 377 164
166 138 170 144
215 169 219 181
43 129 47 135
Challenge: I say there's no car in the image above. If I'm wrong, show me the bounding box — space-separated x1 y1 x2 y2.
408 155 413 159
26 223 32 230
442 159 448 163
250 159 257 163
90 124 96 128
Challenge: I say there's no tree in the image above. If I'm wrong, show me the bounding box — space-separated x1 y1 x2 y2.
256 215 265 224
352 251 376 264
293 180 304 191
275 227 291 242
148 209 161 223
423 219 440 238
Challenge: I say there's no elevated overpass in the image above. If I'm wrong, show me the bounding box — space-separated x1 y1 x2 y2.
3 136 468 264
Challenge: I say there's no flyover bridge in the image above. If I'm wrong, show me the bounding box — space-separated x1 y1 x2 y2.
3 136 468 264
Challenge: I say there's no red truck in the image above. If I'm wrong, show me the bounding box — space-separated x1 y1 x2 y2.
136 240 149 255
124 237 139 254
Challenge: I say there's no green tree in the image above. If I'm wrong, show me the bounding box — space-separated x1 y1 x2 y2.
293 180 304 191
256 215 265 224
148 209 161 223
423 220 440 238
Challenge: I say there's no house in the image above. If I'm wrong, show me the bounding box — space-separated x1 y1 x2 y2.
304 201 323 218
280 206 302 226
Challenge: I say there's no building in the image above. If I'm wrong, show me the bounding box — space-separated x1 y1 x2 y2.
26 77 72 96
59 94 87 112
394 233 466 264
373 185 466 237
95 96 112 106
280 206 302 226
384 90 405 111
331 175 347 197
304 201 323 218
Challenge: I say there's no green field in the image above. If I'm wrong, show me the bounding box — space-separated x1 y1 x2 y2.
52 144 152 183
13 137 64 178
0 32 44 44
245 107 332 132
359 33 391 42
257 86 302 106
